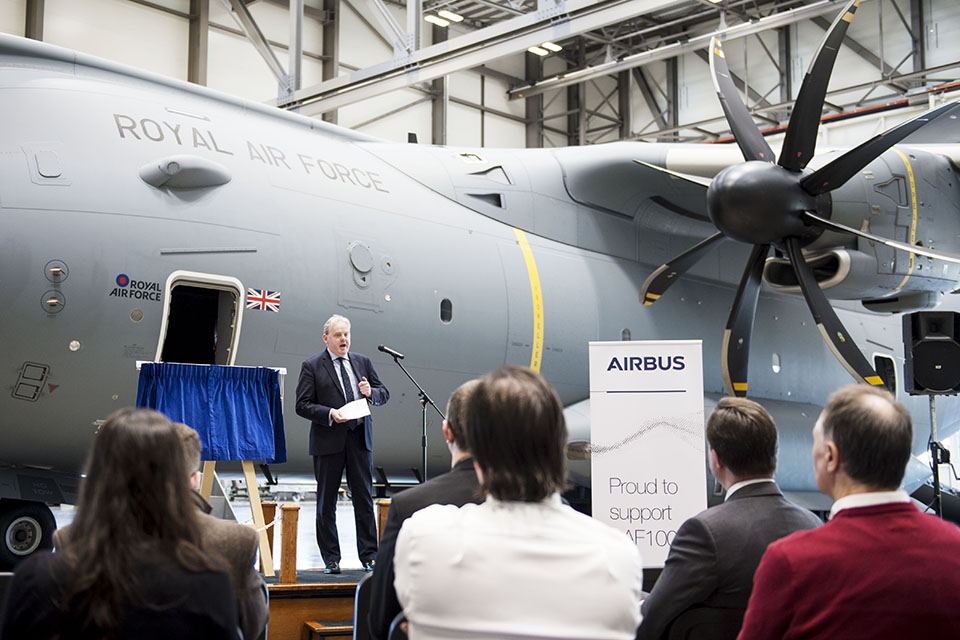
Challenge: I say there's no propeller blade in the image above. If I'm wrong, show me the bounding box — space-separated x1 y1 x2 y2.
709 37 775 163
779 0 861 171
803 211 960 265
640 232 727 306
633 159 712 189
801 100 960 195
784 237 886 389
722 243 769 398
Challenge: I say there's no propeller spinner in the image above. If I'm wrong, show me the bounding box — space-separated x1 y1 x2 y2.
639 0 960 398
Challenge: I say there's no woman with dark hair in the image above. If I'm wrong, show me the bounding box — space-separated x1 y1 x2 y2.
0 408 239 639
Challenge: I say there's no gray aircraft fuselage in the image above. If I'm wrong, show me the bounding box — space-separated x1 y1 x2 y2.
2 34 959 509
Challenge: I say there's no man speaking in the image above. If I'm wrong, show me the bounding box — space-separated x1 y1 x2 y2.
296 314 389 574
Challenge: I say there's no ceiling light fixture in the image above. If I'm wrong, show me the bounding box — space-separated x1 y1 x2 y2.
528 46 549 56
437 9 463 22
541 41 562 52
424 14 450 27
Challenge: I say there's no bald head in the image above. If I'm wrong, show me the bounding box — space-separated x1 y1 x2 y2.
819 384 912 490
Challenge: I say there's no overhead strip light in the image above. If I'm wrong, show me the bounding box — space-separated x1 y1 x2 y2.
437 9 464 22
425 14 450 27
541 41 562 52
528 46 549 56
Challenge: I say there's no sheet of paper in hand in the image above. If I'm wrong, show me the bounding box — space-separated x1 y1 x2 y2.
339 398 371 420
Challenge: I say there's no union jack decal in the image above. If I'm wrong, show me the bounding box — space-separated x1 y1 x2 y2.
246 288 281 312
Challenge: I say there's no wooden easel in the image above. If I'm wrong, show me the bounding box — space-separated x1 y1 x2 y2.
200 460 274 576
137 361 284 577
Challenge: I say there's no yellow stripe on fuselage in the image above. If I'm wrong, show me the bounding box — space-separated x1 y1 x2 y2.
881 149 918 296
514 228 544 372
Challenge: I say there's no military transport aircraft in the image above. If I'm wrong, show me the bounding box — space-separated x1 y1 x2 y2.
3 0 960 568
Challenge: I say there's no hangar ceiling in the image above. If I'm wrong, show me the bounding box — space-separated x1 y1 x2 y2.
114 0 960 145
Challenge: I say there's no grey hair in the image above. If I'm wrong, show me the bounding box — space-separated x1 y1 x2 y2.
323 314 351 335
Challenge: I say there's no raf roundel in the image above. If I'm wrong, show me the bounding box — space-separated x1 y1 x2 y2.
116 274 129 287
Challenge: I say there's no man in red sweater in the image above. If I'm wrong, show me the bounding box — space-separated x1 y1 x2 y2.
738 384 960 640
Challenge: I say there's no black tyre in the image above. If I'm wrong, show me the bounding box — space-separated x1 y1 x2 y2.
0 499 56 570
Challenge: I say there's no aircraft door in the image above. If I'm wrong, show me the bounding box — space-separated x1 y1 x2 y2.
155 271 244 365
873 353 898 396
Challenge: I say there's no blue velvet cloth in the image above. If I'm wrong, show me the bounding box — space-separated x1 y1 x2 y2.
136 362 286 463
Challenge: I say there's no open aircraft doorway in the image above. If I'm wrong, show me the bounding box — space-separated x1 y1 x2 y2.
155 271 244 366
873 353 898 397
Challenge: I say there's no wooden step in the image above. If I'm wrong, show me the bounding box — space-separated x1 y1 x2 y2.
301 619 352 639
269 581 356 640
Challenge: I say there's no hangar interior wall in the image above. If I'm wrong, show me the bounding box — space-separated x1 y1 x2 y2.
0 0 957 150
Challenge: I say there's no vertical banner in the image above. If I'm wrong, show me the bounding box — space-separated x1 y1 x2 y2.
590 340 706 567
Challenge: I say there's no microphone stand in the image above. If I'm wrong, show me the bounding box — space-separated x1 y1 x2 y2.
384 353 445 483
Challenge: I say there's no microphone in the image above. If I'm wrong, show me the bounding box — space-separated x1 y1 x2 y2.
378 344 405 359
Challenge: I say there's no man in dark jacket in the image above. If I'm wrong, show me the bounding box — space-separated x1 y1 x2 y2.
295 314 389 574
637 397 822 640
368 379 482 640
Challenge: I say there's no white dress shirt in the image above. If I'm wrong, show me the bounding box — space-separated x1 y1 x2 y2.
327 349 359 398
828 489 911 520
327 348 359 424
724 477 775 500
394 493 643 640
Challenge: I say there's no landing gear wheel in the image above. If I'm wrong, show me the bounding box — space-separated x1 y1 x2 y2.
0 500 56 570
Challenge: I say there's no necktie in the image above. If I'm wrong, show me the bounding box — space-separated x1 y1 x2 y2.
338 357 355 403
338 357 357 430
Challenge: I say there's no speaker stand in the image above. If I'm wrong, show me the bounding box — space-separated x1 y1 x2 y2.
929 396 944 519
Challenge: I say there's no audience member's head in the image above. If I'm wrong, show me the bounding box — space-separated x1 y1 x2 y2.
466 365 567 502
706 397 778 485
173 421 203 489
814 384 912 495
63 408 212 633
443 379 480 454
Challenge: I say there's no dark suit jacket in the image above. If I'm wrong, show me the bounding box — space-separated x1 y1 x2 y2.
637 481 822 640
0 552 238 640
295 350 389 456
367 457 483 640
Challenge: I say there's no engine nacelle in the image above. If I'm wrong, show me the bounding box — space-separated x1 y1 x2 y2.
763 146 960 313
763 248 945 313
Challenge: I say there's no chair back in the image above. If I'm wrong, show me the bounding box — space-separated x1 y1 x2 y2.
0 572 13 609
388 612 408 640
255 575 269 640
353 572 374 640
666 606 744 640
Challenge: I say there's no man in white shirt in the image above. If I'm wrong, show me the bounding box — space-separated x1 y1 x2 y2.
394 365 643 640
637 397 821 640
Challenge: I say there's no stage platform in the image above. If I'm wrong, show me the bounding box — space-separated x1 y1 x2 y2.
266 569 364 640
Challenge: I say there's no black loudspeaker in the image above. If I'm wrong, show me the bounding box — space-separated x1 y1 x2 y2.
903 311 960 395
